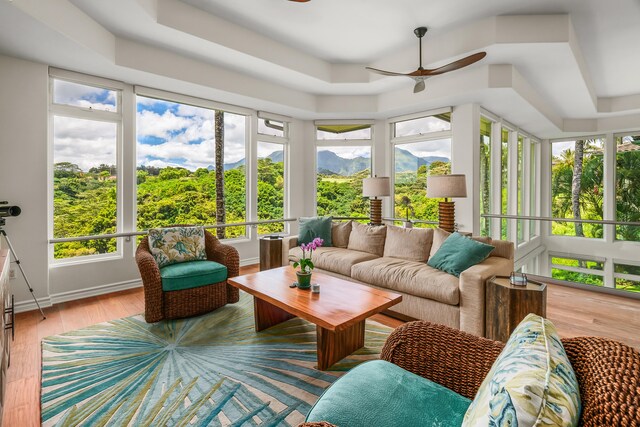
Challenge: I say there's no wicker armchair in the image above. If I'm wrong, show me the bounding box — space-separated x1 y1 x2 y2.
300 321 640 427
136 229 240 323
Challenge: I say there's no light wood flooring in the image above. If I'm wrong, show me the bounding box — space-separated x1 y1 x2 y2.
4 264 639 426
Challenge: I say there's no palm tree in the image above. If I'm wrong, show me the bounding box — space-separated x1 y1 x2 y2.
572 140 585 237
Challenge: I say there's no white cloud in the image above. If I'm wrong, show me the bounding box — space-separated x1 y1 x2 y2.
257 141 283 158
318 146 371 159
53 80 116 112
136 110 196 139
53 116 117 171
398 138 451 159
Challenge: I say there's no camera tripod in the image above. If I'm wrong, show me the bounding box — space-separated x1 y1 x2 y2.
0 220 46 320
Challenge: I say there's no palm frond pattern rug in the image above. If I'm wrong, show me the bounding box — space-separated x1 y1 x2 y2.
41 292 392 426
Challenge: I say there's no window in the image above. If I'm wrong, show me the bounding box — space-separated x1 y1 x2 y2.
135 95 247 239
615 134 640 241
258 118 284 137
316 124 371 140
479 117 492 237
500 128 510 240
529 142 538 239
316 146 371 217
51 78 121 259
614 262 640 293
392 112 452 226
394 140 451 225
517 135 524 243
550 255 604 287
551 138 604 238
257 140 285 234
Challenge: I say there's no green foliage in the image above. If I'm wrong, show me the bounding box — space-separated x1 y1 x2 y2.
53 159 287 259
316 168 370 218
393 161 449 222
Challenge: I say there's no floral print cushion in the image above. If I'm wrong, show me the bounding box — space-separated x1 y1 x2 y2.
463 313 581 427
148 226 207 268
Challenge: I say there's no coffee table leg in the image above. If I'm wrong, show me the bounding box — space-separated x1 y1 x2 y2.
254 297 296 332
316 320 365 370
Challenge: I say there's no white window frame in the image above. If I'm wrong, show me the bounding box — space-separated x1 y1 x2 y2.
48 70 125 265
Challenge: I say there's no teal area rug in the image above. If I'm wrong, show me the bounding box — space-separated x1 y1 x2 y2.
41 292 392 426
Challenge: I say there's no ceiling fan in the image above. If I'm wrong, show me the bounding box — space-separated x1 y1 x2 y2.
366 27 487 93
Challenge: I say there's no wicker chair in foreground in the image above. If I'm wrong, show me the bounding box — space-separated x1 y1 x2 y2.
136 229 240 323
300 321 640 427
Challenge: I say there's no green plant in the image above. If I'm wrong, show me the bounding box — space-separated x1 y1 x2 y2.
292 237 323 273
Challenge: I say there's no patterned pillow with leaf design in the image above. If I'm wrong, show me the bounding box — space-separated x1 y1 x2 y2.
148 226 207 268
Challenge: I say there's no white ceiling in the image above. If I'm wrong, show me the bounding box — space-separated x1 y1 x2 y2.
1 0 639 137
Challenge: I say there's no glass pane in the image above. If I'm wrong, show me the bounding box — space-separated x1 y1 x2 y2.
501 128 509 240
316 146 371 217
53 79 117 112
479 117 492 237
135 96 247 239
517 136 524 243
550 256 605 286
395 139 451 223
257 141 285 234
615 134 640 241
258 118 284 137
394 113 451 138
53 116 117 259
316 125 371 140
551 139 604 238
529 143 537 239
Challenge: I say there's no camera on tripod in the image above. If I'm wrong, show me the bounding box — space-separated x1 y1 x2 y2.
0 202 21 227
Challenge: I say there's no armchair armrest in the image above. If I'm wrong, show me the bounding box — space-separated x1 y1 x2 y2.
135 245 163 323
206 239 240 278
282 235 298 267
381 321 504 399
459 256 514 336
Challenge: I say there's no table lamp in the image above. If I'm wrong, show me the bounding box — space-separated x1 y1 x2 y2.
426 174 467 232
362 176 390 226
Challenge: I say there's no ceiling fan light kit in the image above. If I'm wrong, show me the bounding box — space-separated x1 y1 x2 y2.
366 26 487 93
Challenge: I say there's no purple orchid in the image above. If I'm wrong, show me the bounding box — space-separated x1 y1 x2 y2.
294 237 324 273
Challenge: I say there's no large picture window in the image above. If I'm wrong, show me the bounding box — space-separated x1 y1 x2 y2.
551 138 604 238
136 95 247 239
257 139 285 234
479 117 492 237
51 78 121 259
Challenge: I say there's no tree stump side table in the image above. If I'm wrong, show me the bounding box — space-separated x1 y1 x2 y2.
259 236 283 271
485 275 547 342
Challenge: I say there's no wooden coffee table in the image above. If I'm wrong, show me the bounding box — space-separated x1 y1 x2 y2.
228 266 402 370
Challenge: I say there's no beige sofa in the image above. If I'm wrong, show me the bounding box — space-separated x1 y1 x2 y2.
283 222 514 337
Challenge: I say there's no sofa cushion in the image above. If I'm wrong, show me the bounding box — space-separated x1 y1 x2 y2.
428 232 494 278
298 216 332 246
347 222 387 256
148 226 206 268
306 360 471 427
463 314 581 427
160 260 228 291
289 247 378 277
429 227 451 258
383 225 433 262
351 257 460 305
331 221 352 248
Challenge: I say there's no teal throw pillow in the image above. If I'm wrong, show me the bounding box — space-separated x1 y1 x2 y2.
427 232 494 277
298 216 332 246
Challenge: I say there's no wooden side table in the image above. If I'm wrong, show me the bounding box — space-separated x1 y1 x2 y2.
259 236 283 271
485 275 547 342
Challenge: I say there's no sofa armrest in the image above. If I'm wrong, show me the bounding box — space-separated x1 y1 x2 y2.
206 240 240 278
459 256 514 336
381 321 504 400
282 235 298 266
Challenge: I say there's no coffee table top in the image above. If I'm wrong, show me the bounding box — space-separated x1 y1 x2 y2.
228 266 402 332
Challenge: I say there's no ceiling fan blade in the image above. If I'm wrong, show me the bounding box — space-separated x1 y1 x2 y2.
365 66 412 77
413 79 426 93
419 52 487 76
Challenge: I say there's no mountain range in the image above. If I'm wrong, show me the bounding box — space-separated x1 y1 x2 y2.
214 148 449 175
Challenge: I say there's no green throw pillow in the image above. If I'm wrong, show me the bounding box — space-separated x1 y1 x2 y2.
298 216 332 246
427 232 494 277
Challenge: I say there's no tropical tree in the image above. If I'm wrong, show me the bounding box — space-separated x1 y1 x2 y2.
215 110 225 239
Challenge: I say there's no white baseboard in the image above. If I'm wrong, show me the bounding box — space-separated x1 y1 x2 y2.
15 257 260 313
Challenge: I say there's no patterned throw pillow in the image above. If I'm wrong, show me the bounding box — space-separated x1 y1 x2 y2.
148 226 207 268
463 313 581 427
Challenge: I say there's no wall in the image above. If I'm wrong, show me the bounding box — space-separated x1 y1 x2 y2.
0 55 49 306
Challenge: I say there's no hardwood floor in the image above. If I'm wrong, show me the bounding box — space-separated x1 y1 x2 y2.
3 265 639 426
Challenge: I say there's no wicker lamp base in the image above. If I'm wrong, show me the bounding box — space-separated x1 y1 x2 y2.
438 201 455 232
369 198 383 226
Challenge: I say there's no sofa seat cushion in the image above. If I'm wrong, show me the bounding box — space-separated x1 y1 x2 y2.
160 260 228 292
351 257 460 305
289 247 378 277
306 360 471 427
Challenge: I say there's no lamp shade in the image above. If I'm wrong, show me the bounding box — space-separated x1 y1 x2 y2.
426 174 467 198
362 177 390 197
